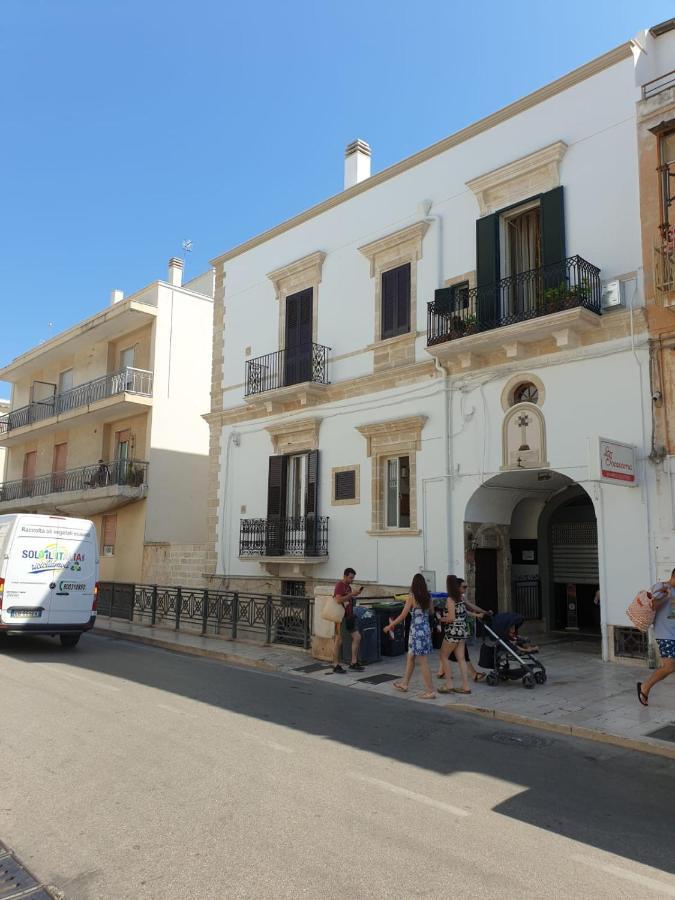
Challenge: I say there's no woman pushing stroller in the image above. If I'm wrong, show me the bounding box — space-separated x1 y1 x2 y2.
437 575 488 695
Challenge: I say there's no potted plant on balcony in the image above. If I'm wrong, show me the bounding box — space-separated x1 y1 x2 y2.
543 279 591 314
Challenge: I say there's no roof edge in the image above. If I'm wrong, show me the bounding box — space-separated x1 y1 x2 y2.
210 41 632 268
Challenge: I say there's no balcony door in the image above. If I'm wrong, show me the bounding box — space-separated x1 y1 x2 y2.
115 429 131 484
284 289 313 388
266 450 319 556
502 203 541 318
22 450 37 497
120 347 135 390
51 442 68 492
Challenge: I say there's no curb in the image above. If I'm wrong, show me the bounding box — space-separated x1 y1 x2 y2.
94 625 675 762
93 626 290 674
443 703 675 761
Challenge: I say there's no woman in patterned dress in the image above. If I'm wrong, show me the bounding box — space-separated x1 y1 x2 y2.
383 574 436 699
438 575 472 695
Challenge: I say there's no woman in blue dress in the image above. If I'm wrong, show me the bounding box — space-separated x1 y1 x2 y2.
383 574 436 699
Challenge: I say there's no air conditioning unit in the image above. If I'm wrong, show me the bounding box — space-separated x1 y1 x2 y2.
602 280 625 310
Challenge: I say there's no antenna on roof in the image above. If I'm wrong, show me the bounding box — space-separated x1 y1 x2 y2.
181 239 192 277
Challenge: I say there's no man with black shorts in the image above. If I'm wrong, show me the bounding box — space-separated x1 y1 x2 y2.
332 567 364 674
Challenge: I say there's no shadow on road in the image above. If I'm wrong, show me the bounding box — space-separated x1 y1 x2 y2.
4 632 675 876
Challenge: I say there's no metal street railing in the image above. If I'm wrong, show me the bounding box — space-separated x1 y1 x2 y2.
0 458 149 504
0 367 153 434
97 582 313 649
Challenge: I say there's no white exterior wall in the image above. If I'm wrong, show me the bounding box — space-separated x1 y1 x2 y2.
213 46 669 657
145 284 213 545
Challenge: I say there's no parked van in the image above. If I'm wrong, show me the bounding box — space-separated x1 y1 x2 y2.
0 514 98 647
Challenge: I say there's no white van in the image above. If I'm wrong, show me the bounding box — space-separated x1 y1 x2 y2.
0 514 99 647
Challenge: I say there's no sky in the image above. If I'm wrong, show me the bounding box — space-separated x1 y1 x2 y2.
1 0 673 396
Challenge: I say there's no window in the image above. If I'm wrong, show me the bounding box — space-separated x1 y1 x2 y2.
385 455 410 529
333 466 359 506
381 263 411 339
281 580 306 597
102 514 117 557
58 369 74 394
120 347 135 370
502 203 541 278
286 454 308 518
512 382 539 405
659 130 675 236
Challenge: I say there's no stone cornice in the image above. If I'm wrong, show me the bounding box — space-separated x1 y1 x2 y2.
265 416 322 453
266 251 326 301
466 141 568 215
357 415 428 457
358 221 430 277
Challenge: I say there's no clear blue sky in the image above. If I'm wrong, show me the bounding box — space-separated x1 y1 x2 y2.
1 0 673 394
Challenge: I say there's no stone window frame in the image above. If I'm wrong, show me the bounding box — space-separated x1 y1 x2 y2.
443 270 477 319
331 464 360 506
266 251 326 351
466 141 567 216
265 416 322 455
357 415 426 535
358 221 430 353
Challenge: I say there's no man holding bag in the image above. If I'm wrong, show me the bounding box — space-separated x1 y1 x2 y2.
332 567 364 675
637 568 675 706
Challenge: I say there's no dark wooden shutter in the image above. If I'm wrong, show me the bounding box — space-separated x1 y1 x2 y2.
335 469 356 501
381 263 411 339
304 449 319 555
476 214 500 325
540 187 566 267
265 455 287 556
284 288 313 386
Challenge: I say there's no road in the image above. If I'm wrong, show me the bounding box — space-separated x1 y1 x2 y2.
1 633 674 900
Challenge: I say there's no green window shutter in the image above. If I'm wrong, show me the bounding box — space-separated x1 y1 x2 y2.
476 213 500 324
265 455 287 556
540 186 566 266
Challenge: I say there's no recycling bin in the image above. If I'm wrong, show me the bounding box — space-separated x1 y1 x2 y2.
373 601 406 657
342 606 381 665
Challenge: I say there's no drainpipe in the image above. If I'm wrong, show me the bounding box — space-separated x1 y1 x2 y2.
422 199 453 577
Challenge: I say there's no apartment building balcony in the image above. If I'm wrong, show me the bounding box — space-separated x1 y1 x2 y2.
0 368 153 445
244 343 330 411
0 458 149 516
239 516 329 572
426 255 602 367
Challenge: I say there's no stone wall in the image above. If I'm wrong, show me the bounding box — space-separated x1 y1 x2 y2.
142 543 209 587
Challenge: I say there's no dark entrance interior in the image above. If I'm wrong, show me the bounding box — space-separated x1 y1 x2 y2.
284 288 313 386
474 549 498 610
548 493 599 634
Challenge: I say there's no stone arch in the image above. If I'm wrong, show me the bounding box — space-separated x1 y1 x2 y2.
500 371 547 411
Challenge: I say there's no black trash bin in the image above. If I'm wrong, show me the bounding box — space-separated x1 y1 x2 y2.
342 606 381 665
373 602 406 656
431 593 447 649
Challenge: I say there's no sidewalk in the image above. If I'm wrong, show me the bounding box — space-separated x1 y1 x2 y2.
94 618 675 760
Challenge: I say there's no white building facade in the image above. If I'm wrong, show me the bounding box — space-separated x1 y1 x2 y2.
206 32 674 661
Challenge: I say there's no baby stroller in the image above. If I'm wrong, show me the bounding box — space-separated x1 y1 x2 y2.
478 612 547 689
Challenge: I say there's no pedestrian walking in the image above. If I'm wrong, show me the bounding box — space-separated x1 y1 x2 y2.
437 575 480 695
383 574 436 699
436 577 490 683
637 568 675 706
331 567 364 674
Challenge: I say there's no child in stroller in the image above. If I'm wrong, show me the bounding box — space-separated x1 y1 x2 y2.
478 612 547 689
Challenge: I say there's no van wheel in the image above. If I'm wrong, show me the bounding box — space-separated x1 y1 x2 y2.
60 634 81 648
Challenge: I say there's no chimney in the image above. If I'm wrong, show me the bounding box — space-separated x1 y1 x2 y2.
344 139 371 190
168 257 183 287
110 289 124 305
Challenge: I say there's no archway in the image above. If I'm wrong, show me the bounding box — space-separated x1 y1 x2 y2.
464 470 600 644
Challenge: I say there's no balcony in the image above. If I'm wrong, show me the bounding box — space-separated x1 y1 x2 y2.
244 343 329 411
0 368 153 445
0 458 149 516
239 516 329 572
426 255 602 367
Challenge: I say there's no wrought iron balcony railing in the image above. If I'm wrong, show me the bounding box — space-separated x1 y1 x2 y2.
0 458 149 504
239 516 329 558
0 367 153 435
427 255 602 346
244 343 329 397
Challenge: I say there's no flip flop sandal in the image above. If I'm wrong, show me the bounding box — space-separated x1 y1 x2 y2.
418 692 437 700
393 682 408 693
473 673 486 682
437 685 453 694
452 688 472 694
636 682 649 707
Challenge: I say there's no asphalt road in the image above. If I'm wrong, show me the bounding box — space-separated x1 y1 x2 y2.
1 633 674 900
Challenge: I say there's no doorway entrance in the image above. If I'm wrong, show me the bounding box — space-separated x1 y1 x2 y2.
474 549 498 610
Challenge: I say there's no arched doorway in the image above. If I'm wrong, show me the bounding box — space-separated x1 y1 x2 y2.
464 470 600 643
